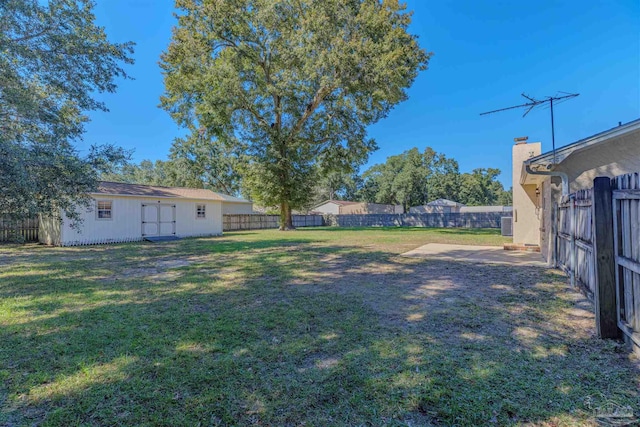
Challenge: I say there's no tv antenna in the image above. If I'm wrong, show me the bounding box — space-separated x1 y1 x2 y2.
480 92 579 164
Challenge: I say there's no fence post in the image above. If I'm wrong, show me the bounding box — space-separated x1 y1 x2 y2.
592 177 620 339
568 196 575 287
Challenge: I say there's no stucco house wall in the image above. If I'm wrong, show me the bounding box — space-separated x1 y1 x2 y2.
512 141 542 246
554 134 640 191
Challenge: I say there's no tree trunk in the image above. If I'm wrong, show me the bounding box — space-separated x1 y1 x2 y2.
279 200 295 230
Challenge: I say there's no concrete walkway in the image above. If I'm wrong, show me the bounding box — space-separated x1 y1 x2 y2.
402 243 547 266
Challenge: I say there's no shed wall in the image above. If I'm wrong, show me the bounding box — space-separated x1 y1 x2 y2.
175 199 223 237
60 196 223 246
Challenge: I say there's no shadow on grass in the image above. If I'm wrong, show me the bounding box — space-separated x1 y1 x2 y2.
1 237 638 426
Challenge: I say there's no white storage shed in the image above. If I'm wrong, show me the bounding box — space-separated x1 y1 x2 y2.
39 181 253 246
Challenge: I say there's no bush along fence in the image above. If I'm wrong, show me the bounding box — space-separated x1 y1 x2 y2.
556 172 640 349
326 212 509 229
0 217 38 243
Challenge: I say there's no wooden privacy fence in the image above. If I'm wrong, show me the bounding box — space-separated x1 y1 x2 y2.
556 172 640 345
0 217 39 242
612 173 640 347
334 212 508 229
223 214 324 231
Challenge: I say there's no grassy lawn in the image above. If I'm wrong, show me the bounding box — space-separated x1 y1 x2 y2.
1 227 638 426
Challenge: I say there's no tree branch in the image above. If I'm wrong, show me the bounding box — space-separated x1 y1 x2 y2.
288 86 332 143
9 27 52 44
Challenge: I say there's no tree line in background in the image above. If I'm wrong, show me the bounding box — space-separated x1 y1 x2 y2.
103 145 512 211
315 147 512 210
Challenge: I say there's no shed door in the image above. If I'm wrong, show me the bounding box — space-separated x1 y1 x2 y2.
142 203 176 236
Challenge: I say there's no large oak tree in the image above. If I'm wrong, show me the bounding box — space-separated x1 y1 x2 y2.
0 0 134 231
161 0 429 229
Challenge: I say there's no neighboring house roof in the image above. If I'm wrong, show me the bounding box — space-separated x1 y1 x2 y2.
313 200 361 208
426 198 464 207
94 181 251 203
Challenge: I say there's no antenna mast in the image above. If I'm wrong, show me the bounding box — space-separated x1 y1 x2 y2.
480 92 579 164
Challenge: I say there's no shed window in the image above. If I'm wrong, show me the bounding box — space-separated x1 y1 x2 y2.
97 200 112 219
196 204 206 219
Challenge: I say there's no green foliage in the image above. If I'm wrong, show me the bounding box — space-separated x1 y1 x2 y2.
498 186 513 205
101 159 192 187
170 132 244 195
360 147 460 211
0 0 134 226
359 149 511 209
458 168 506 206
103 132 245 197
311 170 363 206
160 0 430 228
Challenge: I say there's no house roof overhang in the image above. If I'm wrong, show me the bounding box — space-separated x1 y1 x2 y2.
520 118 640 186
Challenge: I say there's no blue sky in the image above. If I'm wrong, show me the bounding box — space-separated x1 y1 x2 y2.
85 0 640 188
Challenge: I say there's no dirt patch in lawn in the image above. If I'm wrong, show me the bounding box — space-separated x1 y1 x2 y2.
295 252 611 358
102 256 204 282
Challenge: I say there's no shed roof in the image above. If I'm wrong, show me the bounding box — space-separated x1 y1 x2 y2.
94 181 251 203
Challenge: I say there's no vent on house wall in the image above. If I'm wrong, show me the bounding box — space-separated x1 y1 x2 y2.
501 217 513 236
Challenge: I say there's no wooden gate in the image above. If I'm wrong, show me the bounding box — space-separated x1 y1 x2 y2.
612 173 640 347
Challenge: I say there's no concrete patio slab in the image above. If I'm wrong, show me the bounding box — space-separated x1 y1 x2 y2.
402 243 547 266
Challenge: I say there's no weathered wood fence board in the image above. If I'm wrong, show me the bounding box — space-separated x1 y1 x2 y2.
556 189 596 299
612 173 640 346
334 212 508 228
0 217 39 242
223 214 324 231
